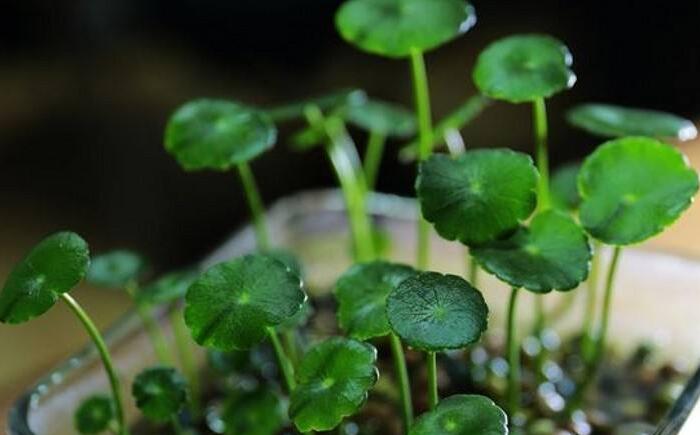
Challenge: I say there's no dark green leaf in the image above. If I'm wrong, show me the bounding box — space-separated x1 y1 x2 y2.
336 0 476 58
346 99 416 138
335 261 417 340
74 395 114 434
387 272 488 351
137 269 198 306
472 210 591 293
417 149 538 246
207 348 251 375
290 337 378 432
579 137 699 245
0 232 90 324
87 250 146 288
473 34 576 103
222 388 285 435
551 162 582 212
132 366 188 422
164 99 276 171
409 394 507 435
184 254 306 350
567 103 698 141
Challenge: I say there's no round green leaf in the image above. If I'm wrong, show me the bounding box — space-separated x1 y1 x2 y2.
222 388 285 435
473 34 576 103
409 394 507 435
132 366 188 422
263 249 304 279
345 99 416 138
164 99 276 171
551 162 582 212
74 395 114 434
87 250 146 288
335 261 417 340
290 337 378 432
567 103 698 141
184 254 306 350
386 272 488 351
472 210 592 293
0 232 90 324
335 0 476 58
417 149 538 246
579 137 699 245
136 269 198 306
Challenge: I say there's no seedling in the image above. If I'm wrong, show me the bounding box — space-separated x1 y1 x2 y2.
132 366 188 434
74 395 115 435
409 394 507 435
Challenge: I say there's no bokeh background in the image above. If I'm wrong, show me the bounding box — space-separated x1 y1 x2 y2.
1 0 699 422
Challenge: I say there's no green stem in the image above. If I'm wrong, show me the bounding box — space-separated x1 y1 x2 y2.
283 329 300 366
592 247 623 371
467 252 479 287
506 287 521 418
426 352 438 410
61 294 128 435
169 308 201 419
362 131 386 191
389 333 413 431
582 241 602 362
125 282 173 365
237 162 270 251
532 97 550 212
267 327 296 392
410 48 434 270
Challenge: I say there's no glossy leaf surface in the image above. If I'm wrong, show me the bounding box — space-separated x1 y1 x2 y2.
410 394 507 435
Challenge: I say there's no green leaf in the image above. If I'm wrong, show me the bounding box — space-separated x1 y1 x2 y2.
263 249 304 279
207 348 251 375
222 388 285 435
417 149 538 246
567 103 698 141
132 366 188 422
345 99 416 138
290 337 378 432
164 99 276 171
136 269 198 306
335 261 417 340
551 162 582 212
409 394 507 435
184 254 306 350
0 232 90 324
87 250 146 288
473 34 576 103
471 210 592 293
386 272 488 351
335 0 476 58
74 395 114 434
578 137 699 245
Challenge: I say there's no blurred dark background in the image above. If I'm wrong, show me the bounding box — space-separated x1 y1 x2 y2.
1 0 699 271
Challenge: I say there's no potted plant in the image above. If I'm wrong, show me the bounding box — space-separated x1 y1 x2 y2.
4 1 700 434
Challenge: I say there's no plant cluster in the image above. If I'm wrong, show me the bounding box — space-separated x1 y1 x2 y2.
1 1 698 434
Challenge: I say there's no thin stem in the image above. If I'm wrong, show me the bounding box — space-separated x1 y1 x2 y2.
532 97 550 212
169 308 201 419
592 247 623 371
125 282 173 365
389 333 413 430
506 287 521 418
426 352 438 410
410 48 434 270
467 253 479 287
237 162 270 251
283 329 300 366
582 241 602 362
61 294 128 435
267 327 296 392
362 131 386 191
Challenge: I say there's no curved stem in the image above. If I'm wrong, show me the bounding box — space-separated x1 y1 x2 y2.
506 287 521 418
390 334 413 431
592 247 623 371
532 97 550 212
267 327 296 392
363 131 386 191
61 294 128 435
237 162 270 251
582 241 602 362
426 351 438 410
169 308 201 419
410 48 434 270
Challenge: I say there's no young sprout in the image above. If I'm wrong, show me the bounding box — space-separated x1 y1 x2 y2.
335 261 418 429
567 103 698 141
165 99 277 250
132 366 188 434
387 272 488 409
336 0 477 269
184 254 306 392
409 394 507 435
222 388 285 435
0 232 128 435
289 337 378 432
74 395 115 435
